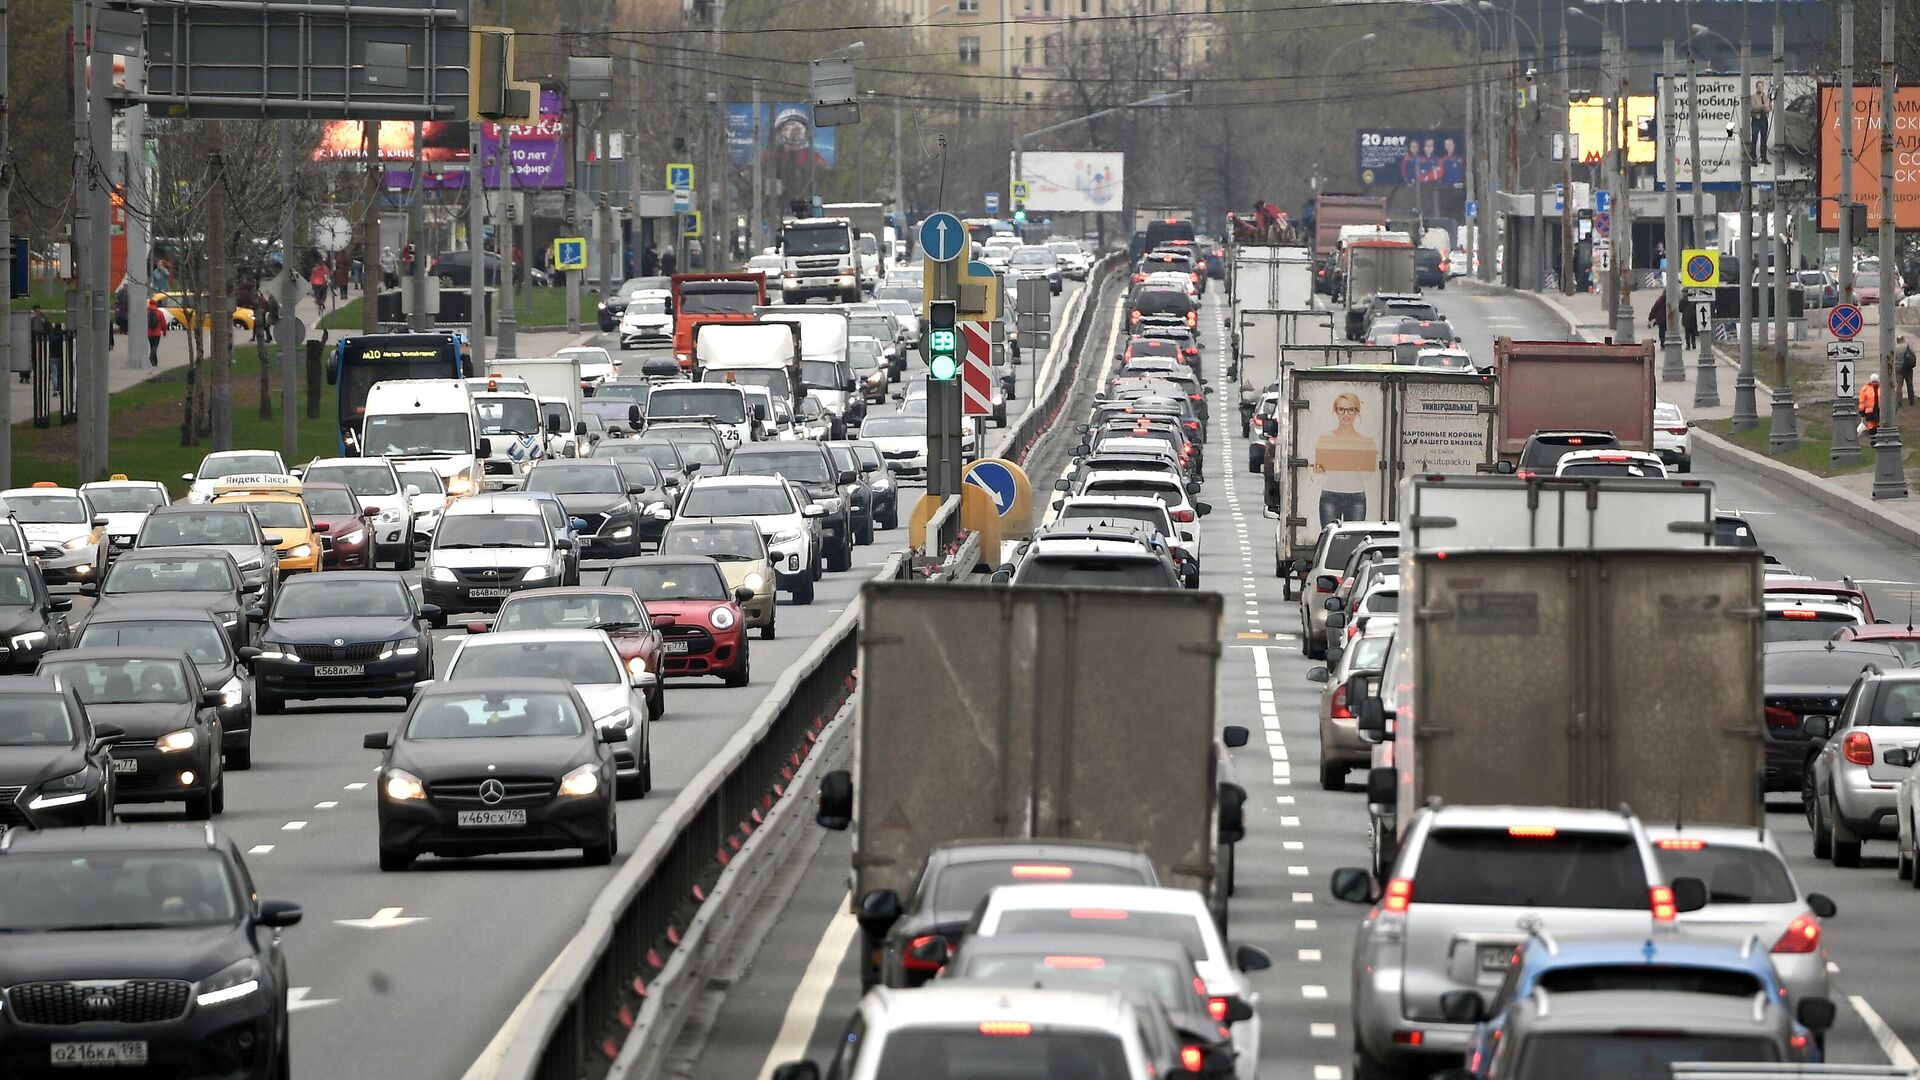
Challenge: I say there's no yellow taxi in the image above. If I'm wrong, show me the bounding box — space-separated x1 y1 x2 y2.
210 474 322 575
152 292 256 334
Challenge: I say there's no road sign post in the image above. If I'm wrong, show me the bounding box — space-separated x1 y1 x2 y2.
963 458 1034 540
1829 304 1864 341
924 247 965 498
961 320 993 418
1830 338 1864 466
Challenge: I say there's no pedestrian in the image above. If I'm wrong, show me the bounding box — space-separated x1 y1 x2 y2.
1860 373 1882 434
1900 335 1917 405
380 245 399 289
641 247 659 277
1648 292 1670 343
1681 296 1700 349
334 251 352 299
24 305 48 384
660 247 678 276
308 260 330 313
145 298 165 368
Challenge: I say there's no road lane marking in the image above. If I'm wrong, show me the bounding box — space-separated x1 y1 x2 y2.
756 897 861 1080
282 821 307 831
335 907 428 929
1850 995 1920 1069
1296 919 1317 930
1300 949 1322 962
248 845 274 854
344 782 367 790
314 801 338 809
1284 841 1304 851
1314 1067 1342 1080
1281 816 1300 826
1288 865 1309 876
1292 892 1313 903
1302 985 1328 999
288 987 338 1012
1311 1022 1337 1038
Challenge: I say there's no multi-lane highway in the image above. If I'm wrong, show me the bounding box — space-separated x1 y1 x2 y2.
663 280 1920 1080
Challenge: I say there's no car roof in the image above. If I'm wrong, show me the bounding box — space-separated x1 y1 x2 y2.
864 984 1139 1029
929 838 1154 864
459 628 612 647
40 646 195 669
690 475 788 489
1 823 225 855
1426 804 1638 832
731 442 825 456
303 457 390 470
1837 624 1920 640
414 676 575 698
1516 988 1777 1032
1520 931 1770 968
957 932 1196 964
0 676 68 696
981 882 1208 914
115 546 240 563
1641 823 1788 854
443 494 551 517
78 604 225 625
610 554 722 570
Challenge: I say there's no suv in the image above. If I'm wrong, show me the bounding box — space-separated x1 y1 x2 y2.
523 461 646 561
1805 666 1920 867
421 494 572 613
723 443 855 572
1508 430 1622 478
297 457 417 569
1331 804 1708 1079
0 824 302 1076
1288 520 1398 658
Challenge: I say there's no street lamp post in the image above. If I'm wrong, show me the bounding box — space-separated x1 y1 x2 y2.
1691 23 1730 410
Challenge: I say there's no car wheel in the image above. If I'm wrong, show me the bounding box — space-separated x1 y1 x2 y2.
642 738 653 795
1320 762 1345 791
210 776 226 815
1831 806 1863 867
761 614 777 640
1353 1042 1409 1080
274 1036 290 1080
1911 838 1920 889
994 407 1007 428
881 508 898 531
393 543 415 572
1900 838 1914 880
185 787 214 821
649 685 665 721
379 847 415 872
792 572 815 606
226 738 252 771
583 816 617 865
812 554 825 581
1811 791 1833 859
1802 767 1821 826
857 517 875 546
724 642 751 688
830 538 853 573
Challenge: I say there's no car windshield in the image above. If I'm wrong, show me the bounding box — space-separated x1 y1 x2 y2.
0 567 35 608
84 487 164 514
1764 611 1859 643
801 361 847 388
233 501 307 529
651 388 747 424
302 487 357 515
8 495 87 524
994 907 1208 960
661 524 761 561
863 415 925 437
0 851 240 930
452 640 620 684
680 484 794 518
782 226 851 256
1060 505 1169 533
436 513 548 549
1049 242 1080 256
959 952 1189 1012
139 513 258 546
497 593 646 631
199 454 280 479
305 465 398 496
729 450 830 484
873 1029 1130 1080
1015 556 1173 588
77 621 226 664
1559 461 1664 479
41 658 189 704
476 396 542 436
1511 1033 1777 1080
105 557 235 594
527 466 624 495
606 562 729 600
932 860 1152 912
0 695 74 745
397 469 443 495
405 692 585 739
1412 828 1648 908
361 412 472 457
1010 248 1052 267
1652 844 1797 904
655 430 724 467
276 579 411 619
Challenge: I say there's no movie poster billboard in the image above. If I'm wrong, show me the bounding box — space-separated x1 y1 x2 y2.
1013 151 1125 212
724 102 837 168
1355 130 1466 187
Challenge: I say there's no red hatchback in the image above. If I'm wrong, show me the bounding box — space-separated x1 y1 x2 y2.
605 555 752 687
482 586 669 719
299 482 375 569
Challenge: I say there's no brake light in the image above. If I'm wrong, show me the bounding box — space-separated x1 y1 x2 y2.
1773 913 1822 954
1650 885 1678 921
30 481 56 488
1331 683 1353 719
1780 609 1820 621
1566 437 1586 445
1185 311 1197 327
1185 421 1199 430
1185 347 1199 356
1664 427 1689 435
1190 393 1203 401
1843 730 1874 767
1393 1031 1425 1046
1069 908 1130 920
1383 878 1413 913
1508 826 1558 838
1043 955 1107 970
1764 706 1802 729
979 1022 1032 1037
1171 508 1196 523
1657 838 1707 850
1010 864 1074 879
1181 1045 1207 1071
903 935 948 972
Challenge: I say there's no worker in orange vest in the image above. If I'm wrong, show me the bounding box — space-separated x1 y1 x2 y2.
1860 373 1882 434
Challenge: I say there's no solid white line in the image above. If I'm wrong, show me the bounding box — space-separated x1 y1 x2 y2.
1850 995 1920 1069
755 897 861 1080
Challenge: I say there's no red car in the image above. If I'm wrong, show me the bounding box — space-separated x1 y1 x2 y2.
604 555 752 687
1831 624 1920 665
299 482 374 569
1766 579 1875 624
480 586 669 718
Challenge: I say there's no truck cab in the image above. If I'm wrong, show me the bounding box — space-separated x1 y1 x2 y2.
670 273 766 372
778 217 860 303
357 379 486 502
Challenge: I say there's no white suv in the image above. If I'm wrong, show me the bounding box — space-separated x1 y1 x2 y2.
299 457 418 569
673 476 824 604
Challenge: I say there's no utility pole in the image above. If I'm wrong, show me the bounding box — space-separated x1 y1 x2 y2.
1833 0 1861 465
892 94 905 248
1661 35 1684 383
1464 28 1478 285
497 119 517 358
407 120 427 332
278 122 299 455
1729 3 1756 424
362 119 382 335
207 137 232 452
1689 8 1717 408
123 54 146 372
88 19 108 471
1599 15 1617 326
1871 0 1906 498
1560 19 1573 295
468 115 488 370
0 0 12 486
70 0 97 480
1608 4 1632 343
751 78 765 254
565 94 581 334
1766 14 1795 452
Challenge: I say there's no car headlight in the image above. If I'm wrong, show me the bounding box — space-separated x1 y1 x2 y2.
9 630 47 651
610 526 633 539
448 475 477 498
557 762 600 797
156 728 197 753
523 565 551 582
237 557 264 572
337 528 366 545
709 605 737 630
220 612 241 628
218 676 244 708
427 565 457 583
287 544 313 558
28 768 93 809
771 530 803 545
626 655 648 676
377 638 421 660
195 959 262 1007
598 707 633 732
61 534 92 551
378 507 402 523
256 643 300 663
743 572 766 592
384 768 426 801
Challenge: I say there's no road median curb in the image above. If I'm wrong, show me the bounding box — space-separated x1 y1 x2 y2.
1692 427 1920 548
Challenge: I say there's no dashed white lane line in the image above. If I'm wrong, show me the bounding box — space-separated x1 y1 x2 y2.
248 845 275 854
282 821 308 831
1284 840 1305 851
1292 892 1313 903
1296 919 1318 930
1287 865 1309 876
1301 985 1328 999
1315 1067 1343 1080
1299 948 1322 962
314 801 338 809
1310 1022 1337 1038
1281 815 1301 826
344 782 367 790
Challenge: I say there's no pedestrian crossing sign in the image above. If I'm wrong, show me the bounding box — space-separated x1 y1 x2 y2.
551 237 586 272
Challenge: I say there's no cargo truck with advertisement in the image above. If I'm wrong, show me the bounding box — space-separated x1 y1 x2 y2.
1492 337 1656 463
815 582 1249 989
1252 345 1396 502
669 273 766 372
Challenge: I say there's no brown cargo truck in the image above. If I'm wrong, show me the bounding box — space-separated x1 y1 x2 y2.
1492 337 1655 461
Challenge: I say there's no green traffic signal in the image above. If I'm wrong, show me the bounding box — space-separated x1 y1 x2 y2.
928 300 959 382
930 353 959 380
1013 209 1027 223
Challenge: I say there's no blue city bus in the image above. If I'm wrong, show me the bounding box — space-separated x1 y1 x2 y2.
326 332 469 453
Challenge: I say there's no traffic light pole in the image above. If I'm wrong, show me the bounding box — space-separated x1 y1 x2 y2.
927 261 964 498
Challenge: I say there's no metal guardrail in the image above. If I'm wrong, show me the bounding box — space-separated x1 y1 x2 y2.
467 256 1122 1080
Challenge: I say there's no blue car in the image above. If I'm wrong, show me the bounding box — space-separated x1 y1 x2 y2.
496 490 588 586
1452 934 1833 1076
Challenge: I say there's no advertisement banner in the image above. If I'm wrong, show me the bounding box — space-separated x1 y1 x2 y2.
313 91 568 190
1396 375 1496 475
1355 130 1466 187
1656 74 1818 190
1288 372 1390 552
723 102 837 169
1567 97 1657 166
1012 151 1125 212
1817 84 1920 231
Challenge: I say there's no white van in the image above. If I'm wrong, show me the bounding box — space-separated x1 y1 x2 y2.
694 321 801 401
359 379 485 500
646 383 756 447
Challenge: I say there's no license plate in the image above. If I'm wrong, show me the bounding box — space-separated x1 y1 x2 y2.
111 758 137 774
1478 944 1514 971
457 809 527 827
52 1042 147 1067
469 587 511 598
662 640 689 654
315 664 364 677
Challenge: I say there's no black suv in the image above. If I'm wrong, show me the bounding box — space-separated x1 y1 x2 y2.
723 442 857 571
0 554 73 673
0 677 121 830
523 461 647 560
0 824 301 1077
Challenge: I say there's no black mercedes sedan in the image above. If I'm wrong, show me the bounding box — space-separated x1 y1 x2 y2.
0 553 73 673
36 648 224 820
523 461 646 561
74 605 258 770
86 548 252 653
250 572 437 714
364 678 621 871
0 678 120 830
0 824 301 1078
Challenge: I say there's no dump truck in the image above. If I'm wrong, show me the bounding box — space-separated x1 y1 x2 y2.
670 272 767 371
1493 337 1656 461
816 582 1247 985
820 202 888 290
1310 192 1389 254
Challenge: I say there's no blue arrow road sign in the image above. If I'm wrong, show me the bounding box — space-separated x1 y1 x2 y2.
1596 190 1610 213
919 212 966 262
1465 200 1478 219
965 461 1018 516
1830 304 1864 341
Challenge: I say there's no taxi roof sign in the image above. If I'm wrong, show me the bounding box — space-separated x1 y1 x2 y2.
211 473 304 495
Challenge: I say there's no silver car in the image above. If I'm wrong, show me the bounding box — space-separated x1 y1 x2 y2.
1331 804 1703 1078
1804 666 1920 866
1644 824 1837 1010
1473 987 1807 1079
1308 618 1396 791
1291 520 1397 660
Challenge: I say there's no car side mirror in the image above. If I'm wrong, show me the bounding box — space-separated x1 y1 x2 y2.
363 731 392 751
1193 501 1211 516
1323 596 1344 612
839 469 857 485
1807 892 1837 918
1670 875 1709 914
257 899 304 929
856 887 904 936
1885 746 1917 768
1054 478 1071 491
1797 997 1838 1032
599 725 628 743
1221 724 1248 748
181 473 195 482
1803 715 1834 741
1217 781 1246 844
1331 867 1378 904
90 516 108 529
1234 944 1271 972
907 934 950 968
1367 766 1397 807
802 504 827 518
1306 666 1329 683
404 484 421 499
200 690 223 709
236 646 261 667
734 585 756 603
1439 990 1488 1024
312 521 330 533
990 566 1014 585
555 538 575 551
92 722 126 747
569 517 589 531
416 604 444 629
78 583 97 596
1357 695 1387 736
860 462 880 474
1315 574 1337 592
1325 612 1346 631
816 768 853 830
1186 481 1201 495
1324 645 1345 668
261 536 284 547
771 1064 821 1080
477 437 493 457
362 507 378 519
1219 997 1254 1024
1494 459 1516 474
575 421 588 437
48 597 71 612
246 608 267 624
547 415 563 435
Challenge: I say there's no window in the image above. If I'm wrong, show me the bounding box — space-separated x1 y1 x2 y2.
1024 36 1033 63
958 36 982 65
958 0 979 9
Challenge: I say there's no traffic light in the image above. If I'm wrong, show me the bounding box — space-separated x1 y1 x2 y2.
928 300 959 381
1013 208 1027 224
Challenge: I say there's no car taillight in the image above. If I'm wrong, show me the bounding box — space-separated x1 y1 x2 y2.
1773 913 1822 954
1664 427 1689 435
1190 393 1203 401
1764 706 1802 729
1171 508 1195 523
903 935 947 971
1185 347 1198 356
1186 311 1198 327
1181 1046 1206 1072
1508 826 1558 838
1382 878 1413 913
1650 885 1678 921
1185 421 1199 430
1010 864 1074 879
979 1022 1032 1036
1779 609 1820 621
1069 908 1130 920
1657 838 1707 850
1843 730 1874 767
1043 955 1106 969
1331 683 1352 719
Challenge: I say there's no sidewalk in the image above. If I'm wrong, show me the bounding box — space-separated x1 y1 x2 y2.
1467 278 1920 546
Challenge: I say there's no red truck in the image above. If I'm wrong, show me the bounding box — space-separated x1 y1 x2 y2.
671 273 766 371
1310 192 1389 254
1493 336 1656 463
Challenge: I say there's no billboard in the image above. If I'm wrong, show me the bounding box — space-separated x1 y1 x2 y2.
1013 151 1125 212
1817 84 1920 231
724 102 837 169
1355 130 1465 187
1656 74 1818 190
312 90 568 190
1567 97 1657 166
